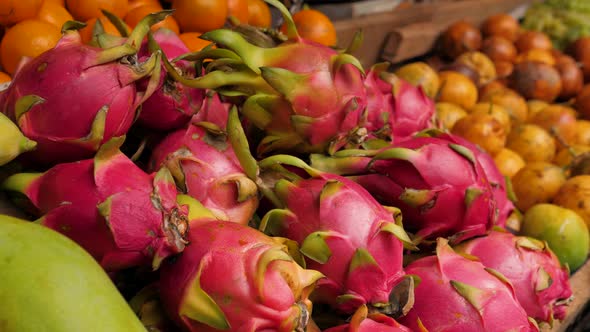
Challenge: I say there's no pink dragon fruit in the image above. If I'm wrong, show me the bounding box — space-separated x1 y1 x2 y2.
363 63 435 142
419 130 514 227
324 305 412 332
0 14 169 165
163 0 368 156
1 137 194 272
249 154 415 316
159 219 324 332
310 134 497 244
399 238 539 332
149 97 258 225
454 231 573 323
135 28 205 131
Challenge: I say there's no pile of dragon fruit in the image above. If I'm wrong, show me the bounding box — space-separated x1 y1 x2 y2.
0 1 575 331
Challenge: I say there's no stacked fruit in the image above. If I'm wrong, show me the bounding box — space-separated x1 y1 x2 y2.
394 13 590 274
0 0 337 84
0 2 584 331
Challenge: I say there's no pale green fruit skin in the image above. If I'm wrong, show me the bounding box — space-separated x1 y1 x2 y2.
522 204 590 271
0 216 146 332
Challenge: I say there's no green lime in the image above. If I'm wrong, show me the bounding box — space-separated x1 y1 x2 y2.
522 203 590 271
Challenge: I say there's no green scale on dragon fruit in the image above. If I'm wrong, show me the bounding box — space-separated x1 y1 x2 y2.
149 94 259 226
135 28 205 131
310 132 498 244
225 106 416 317
399 238 540 332
0 13 171 165
455 230 573 324
159 216 324 332
1 136 200 272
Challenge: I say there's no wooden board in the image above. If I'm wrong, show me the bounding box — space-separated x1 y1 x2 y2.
545 260 590 332
332 0 536 68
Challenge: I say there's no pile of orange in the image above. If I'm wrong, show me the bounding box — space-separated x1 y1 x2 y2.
2 0 349 82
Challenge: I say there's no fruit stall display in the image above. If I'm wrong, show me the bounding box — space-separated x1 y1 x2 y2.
0 0 589 331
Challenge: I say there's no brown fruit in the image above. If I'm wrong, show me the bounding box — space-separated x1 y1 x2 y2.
455 51 497 86
512 162 566 211
441 62 480 85
515 49 556 66
480 88 528 124
555 56 583 101
509 61 562 102
494 148 526 178
481 36 517 62
481 13 520 41
440 20 482 59
451 112 507 155
515 31 553 53
553 175 590 229
574 120 590 145
527 104 578 149
435 102 468 131
507 124 556 162
574 84 590 119
494 61 514 79
437 70 478 110
567 36 590 63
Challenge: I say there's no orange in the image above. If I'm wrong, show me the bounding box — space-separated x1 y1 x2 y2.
45 0 66 6
227 0 249 24
128 0 161 12
173 0 228 33
247 0 271 28
179 32 213 52
0 20 61 74
37 1 74 29
0 71 11 83
79 16 121 44
125 5 180 35
0 0 43 26
282 9 337 46
66 0 128 22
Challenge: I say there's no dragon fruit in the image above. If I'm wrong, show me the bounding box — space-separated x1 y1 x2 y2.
0 14 169 165
219 105 414 316
310 134 497 244
417 130 514 227
324 305 412 332
159 219 323 332
364 63 435 142
163 0 368 156
135 28 205 131
399 238 539 332
2 137 194 272
454 231 573 323
149 97 258 225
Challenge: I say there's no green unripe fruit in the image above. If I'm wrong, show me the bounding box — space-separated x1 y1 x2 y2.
522 203 590 271
0 215 146 332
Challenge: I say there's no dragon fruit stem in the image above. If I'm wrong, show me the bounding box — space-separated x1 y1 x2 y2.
309 154 370 175
126 10 174 49
264 0 299 40
200 29 265 74
100 9 131 37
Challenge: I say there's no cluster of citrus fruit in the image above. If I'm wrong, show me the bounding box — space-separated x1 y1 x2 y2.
0 0 337 83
